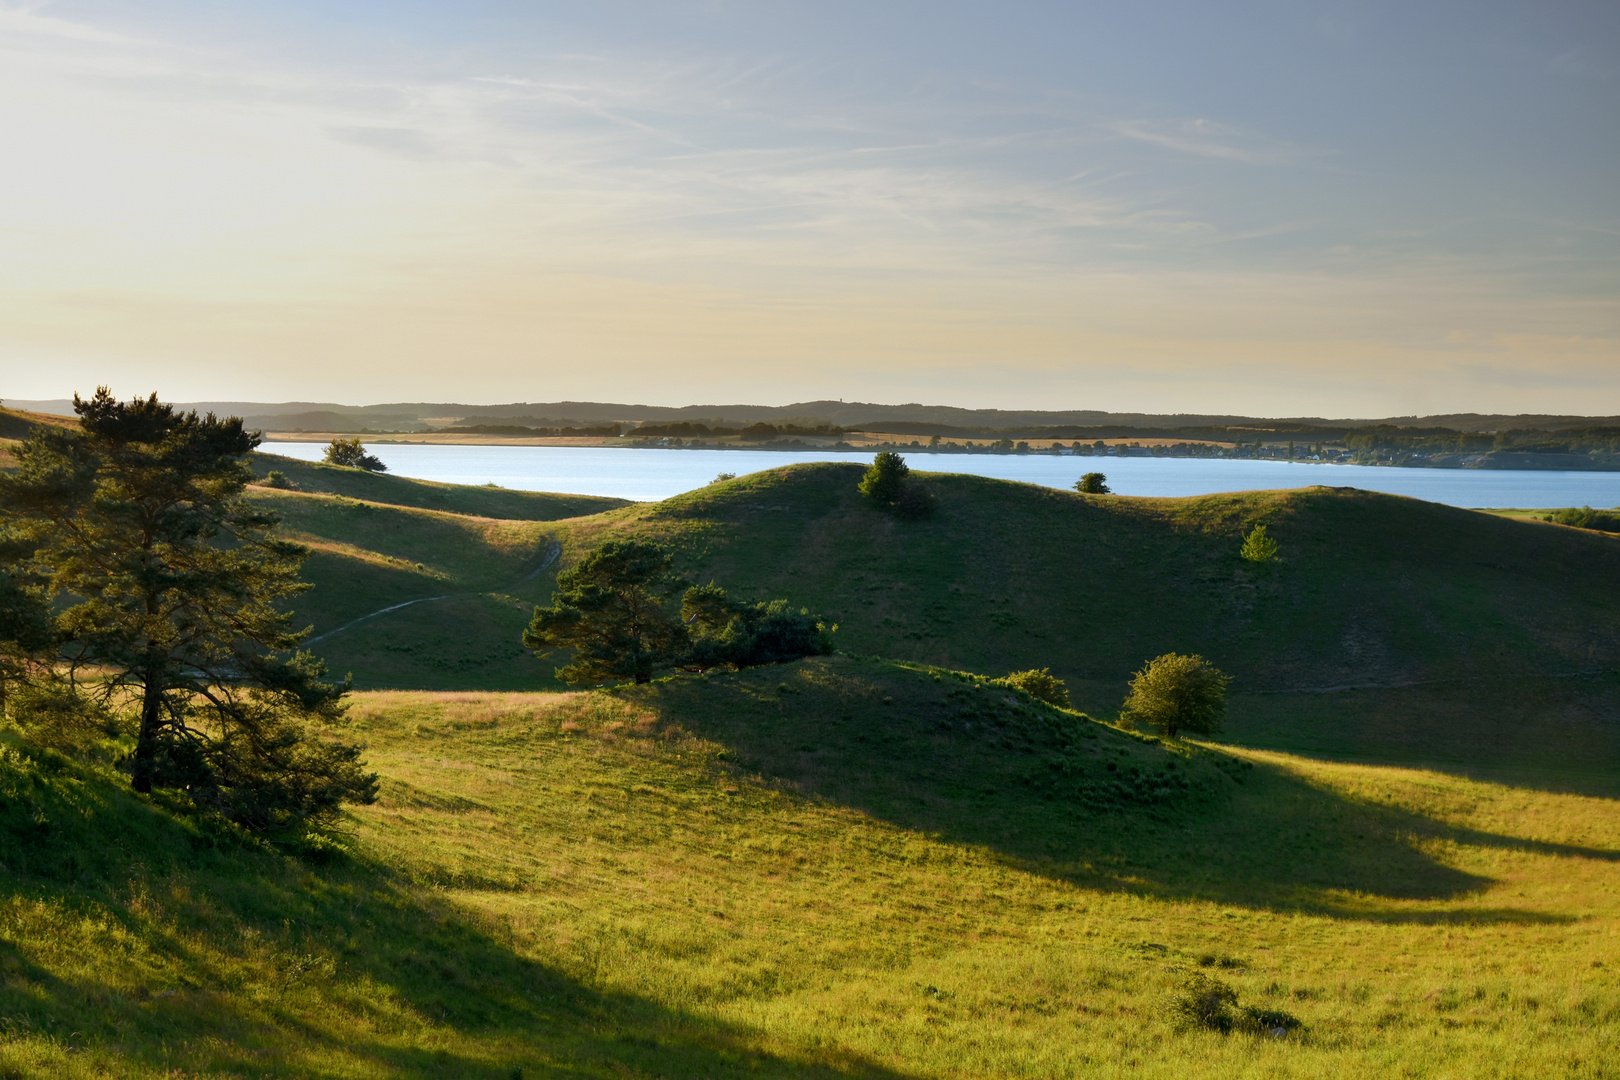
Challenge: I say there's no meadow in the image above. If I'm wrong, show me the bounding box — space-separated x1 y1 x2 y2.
1 659 1616 1078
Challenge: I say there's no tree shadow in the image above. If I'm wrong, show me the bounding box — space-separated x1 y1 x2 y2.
630 658 1610 924
0 740 914 1079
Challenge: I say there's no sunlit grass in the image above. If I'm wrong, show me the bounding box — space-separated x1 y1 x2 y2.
4 659 1614 1078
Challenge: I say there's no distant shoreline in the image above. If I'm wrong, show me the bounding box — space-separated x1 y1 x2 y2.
259 431 1620 472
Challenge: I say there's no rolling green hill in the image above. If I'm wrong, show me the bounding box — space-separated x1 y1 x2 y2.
3 660 1617 1077
248 451 629 521
246 458 1620 786
242 452 628 690
551 463 1620 786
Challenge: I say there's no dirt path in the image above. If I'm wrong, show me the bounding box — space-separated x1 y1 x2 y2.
306 539 560 646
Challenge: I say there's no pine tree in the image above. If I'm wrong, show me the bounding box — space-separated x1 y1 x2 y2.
0 389 376 831
523 540 684 685
858 451 910 505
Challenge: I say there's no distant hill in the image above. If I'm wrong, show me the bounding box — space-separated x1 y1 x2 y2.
12 397 1619 435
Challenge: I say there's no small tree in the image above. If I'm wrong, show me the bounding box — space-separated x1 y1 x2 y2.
524 540 683 685
0 389 377 831
1075 472 1111 495
1240 524 1279 563
322 437 387 472
997 668 1071 708
1121 652 1231 739
858 451 910 505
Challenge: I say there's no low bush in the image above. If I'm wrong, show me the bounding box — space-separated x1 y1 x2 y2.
1167 971 1302 1036
996 668 1071 707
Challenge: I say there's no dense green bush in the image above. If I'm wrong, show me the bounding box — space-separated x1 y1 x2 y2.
996 668 1071 707
1122 653 1231 739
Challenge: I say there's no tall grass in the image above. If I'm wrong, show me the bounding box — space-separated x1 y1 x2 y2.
3 660 1615 1077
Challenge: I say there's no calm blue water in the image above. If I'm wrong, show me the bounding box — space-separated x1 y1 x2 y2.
263 442 1620 508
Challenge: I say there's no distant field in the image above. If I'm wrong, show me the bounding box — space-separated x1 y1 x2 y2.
3 660 1616 1078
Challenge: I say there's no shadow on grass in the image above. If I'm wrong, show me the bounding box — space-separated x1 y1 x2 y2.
627 658 1609 925
0 740 913 1079
1227 676 1620 801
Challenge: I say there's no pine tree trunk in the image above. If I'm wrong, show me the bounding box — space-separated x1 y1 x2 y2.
131 670 163 794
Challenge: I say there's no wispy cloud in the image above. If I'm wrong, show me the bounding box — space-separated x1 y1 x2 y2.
1110 118 1328 166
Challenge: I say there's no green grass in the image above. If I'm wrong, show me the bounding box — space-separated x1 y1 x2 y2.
2 659 1618 1077
549 463 1620 787
249 451 629 522
247 460 1620 784
245 470 620 690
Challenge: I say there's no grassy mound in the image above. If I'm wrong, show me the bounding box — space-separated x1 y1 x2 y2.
3 661 1617 1077
552 463 1620 785
249 450 628 521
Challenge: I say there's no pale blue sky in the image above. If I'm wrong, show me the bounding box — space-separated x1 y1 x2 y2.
1 1 1615 414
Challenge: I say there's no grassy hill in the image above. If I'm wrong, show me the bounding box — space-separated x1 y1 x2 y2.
248 451 629 521
242 452 627 690
223 456 1620 785
549 463 1620 787
2 659 1617 1077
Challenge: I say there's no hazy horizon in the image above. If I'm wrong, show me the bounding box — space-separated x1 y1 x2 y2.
3 2 1616 415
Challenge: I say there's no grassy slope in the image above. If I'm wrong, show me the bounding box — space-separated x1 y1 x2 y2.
249 450 630 521
243 454 628 691
545 463 1620 786
3 660 1617 1078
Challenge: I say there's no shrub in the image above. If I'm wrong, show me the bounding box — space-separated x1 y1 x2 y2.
679 584 836 672
1074 472 1110 494
996 668 1071 707
711 473 737 485
1240 523 1279 562
1545 506 1620 533
263 470 295 489
1167 971 1302 1036
322 437 387 472
1121 652 1231 739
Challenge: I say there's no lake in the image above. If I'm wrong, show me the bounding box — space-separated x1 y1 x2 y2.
263 442 1620 508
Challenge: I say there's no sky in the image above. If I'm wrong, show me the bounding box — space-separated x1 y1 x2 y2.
1 1 1616 416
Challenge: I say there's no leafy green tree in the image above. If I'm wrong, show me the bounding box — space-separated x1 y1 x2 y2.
1074 472 1111 495
679 583 834 672
996 668 1071 707
1121 652 1231 739
1239 523 1279 563
322 437 387 472
524 540 684 685
0 389 376 831
858 451 910 505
